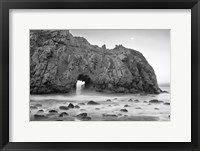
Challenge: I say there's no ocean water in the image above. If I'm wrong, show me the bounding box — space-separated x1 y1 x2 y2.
30 85 170 121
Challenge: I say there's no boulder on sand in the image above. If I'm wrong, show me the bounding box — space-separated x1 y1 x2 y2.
49 110 58 114
59 106 69 110
75 105 80 109
134 99 140 103
164 102 170 105
30 106 38 109
68 103 74 108
59 112 69 117
120 109 128 112
76 113 91 121
87 101 100 105
149 99 163 104
34 114 46 118
124 104 131 107
37 109 44 114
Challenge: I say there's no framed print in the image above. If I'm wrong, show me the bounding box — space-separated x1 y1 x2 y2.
0 0 200 151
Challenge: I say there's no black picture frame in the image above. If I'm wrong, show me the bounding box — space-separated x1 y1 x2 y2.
0 0 200 151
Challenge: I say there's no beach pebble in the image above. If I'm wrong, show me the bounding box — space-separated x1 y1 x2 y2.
49 110 58 114
68 103 74 108
143 101 148 103
35 104 42 107
77 113 87 117
135 107 142 109
87 101 100 105
102 113 117 117
164 102 170 105
76 113 91 121
59 112 69 117
113 98 118 100
168 115 170 118
75 105 80 109
59 106 69 110
134 99 140 103
34 114 46 118
120 109 128 112
124 104 131 107
78 103 85 105
154 108 159 110
95 108 100 110
37 109 44 114
106 99 112 102
128 99 133 102
149 99 163 104
30 106 37 109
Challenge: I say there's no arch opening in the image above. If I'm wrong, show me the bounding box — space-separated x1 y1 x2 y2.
75 74 92 95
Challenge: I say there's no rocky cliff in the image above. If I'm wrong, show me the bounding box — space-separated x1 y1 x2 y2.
30 30 161 94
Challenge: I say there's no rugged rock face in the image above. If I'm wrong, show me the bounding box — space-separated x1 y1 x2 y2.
30 30 161 94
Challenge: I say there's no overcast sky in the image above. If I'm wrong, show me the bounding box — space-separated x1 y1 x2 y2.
70 29 170 86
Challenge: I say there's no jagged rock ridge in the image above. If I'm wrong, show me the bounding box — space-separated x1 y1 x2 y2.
30 30 161 94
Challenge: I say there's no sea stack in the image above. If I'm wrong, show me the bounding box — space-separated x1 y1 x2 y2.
30 30 161 94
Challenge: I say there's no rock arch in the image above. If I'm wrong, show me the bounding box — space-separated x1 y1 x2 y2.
30 30 161 94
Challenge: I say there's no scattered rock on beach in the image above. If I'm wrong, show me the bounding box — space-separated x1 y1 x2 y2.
135 107 142 109
75 105 80 109
68 103 74 108
154 108 159 110
95 108 100 110
76 113 91 121
49 110 58 114
124 104 131 107
78 103 85 105
35 104 42 107
128 99 133 102
34 114 46 118
59 112 69 117
164 102 170 105
102 113 118 117
30 106 38 109
143 101 148 103
87 101 100 105
113 98 118 100
134 99 140 103
77 113 87 117
149 99 163 104
168 115 170 118
59 106 69 110
37 109 44 114
120 109 128 112
106 99 112 102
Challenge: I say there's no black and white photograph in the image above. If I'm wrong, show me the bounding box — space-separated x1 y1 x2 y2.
30 29 170 121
